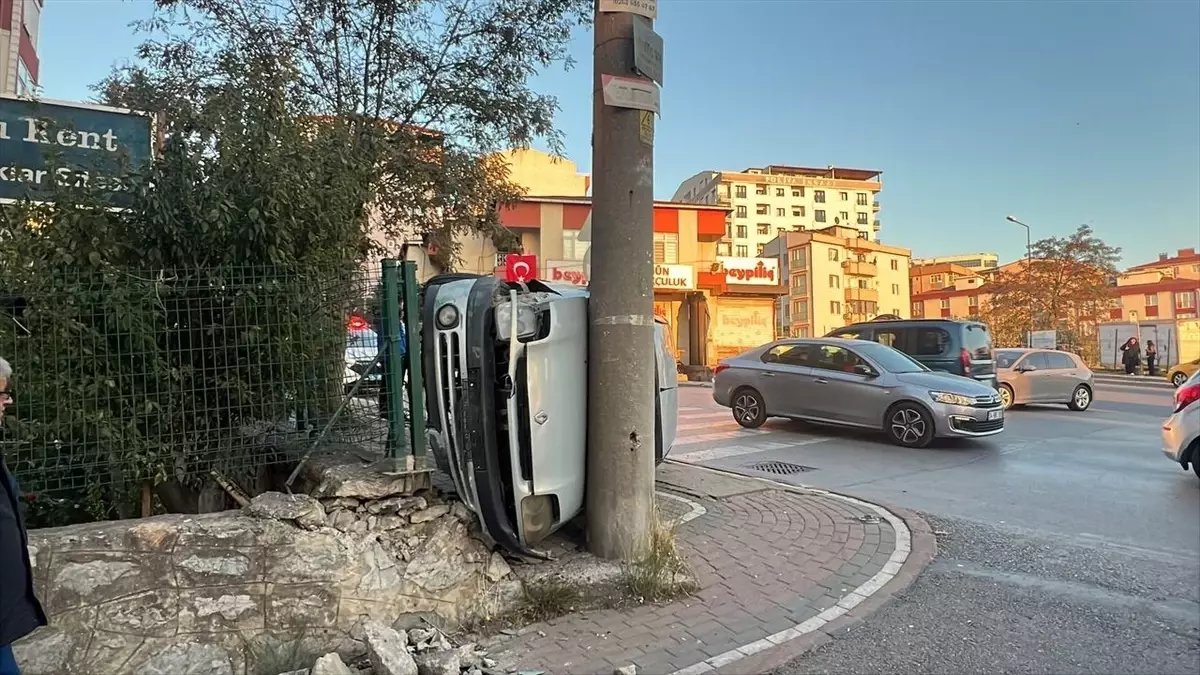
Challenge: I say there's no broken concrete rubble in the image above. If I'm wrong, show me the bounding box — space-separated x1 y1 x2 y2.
13 460 523 675
364 621 419 675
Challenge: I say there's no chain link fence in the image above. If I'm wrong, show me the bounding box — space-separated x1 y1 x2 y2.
0 264 391 525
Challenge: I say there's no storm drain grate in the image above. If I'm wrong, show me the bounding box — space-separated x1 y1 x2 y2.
744 460 815 475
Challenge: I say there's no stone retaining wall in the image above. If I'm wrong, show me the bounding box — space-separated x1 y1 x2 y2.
13 488 521 675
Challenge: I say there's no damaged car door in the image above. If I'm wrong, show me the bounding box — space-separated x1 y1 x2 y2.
422 274 677 556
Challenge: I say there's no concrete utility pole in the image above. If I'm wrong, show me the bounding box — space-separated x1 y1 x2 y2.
586 1 657 560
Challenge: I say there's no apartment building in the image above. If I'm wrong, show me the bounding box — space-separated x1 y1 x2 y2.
1 0 39 96
1108 248 1200 323
672 165 883 259
763 225 911 338
911 252 999 271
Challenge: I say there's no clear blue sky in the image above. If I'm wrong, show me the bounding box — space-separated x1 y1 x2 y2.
40 0 1200 267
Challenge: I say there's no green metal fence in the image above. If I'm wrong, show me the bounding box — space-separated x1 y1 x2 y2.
0 260 423 526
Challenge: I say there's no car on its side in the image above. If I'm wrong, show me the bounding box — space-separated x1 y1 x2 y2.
712 337 1004 448
1165 358 1200 388
826 318 998 390
1161 368 1200 480
994 348 1095 411
421 274 678 556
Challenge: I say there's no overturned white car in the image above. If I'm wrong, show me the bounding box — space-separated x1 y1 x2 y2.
421 274 678 556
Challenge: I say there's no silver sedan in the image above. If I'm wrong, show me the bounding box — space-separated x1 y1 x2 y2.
994 348 1095 411
712 337 1005 448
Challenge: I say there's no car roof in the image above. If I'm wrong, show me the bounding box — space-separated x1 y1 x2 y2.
773 337 874 347
844 318 986 327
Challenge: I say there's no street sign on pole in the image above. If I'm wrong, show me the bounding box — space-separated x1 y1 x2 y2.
599 0 657 20
601 74 660 114
638 110 654 146
632 17 664 86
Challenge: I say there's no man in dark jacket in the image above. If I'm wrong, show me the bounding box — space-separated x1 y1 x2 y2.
0 357 47 675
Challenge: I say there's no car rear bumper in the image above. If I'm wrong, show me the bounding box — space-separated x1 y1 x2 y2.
1160 411 1194 465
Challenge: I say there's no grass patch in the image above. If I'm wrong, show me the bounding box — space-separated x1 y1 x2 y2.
623 514 697 603
518 579 584 623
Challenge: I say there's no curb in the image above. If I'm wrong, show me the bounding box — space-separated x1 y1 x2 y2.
678 381 713 388
662 461 937 675
1094 375 1174 390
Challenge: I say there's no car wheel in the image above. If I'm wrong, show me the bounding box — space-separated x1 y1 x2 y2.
998 384 1014 410
1172 372 1188 387
886 402 935 448
1067 384 1092 411
731 388 767 429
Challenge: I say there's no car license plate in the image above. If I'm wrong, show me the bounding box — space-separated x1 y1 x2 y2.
987 409 1003 421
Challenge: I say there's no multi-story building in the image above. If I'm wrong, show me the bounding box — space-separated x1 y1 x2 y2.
763 225 911 338
1108 248 1200 323
1 0 39 96
909 262 989 318
671 165 883 258
911 252 999 271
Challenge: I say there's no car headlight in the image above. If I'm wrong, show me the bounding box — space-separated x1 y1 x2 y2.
495 301 539 341
436 304 459 329
929 391 974 407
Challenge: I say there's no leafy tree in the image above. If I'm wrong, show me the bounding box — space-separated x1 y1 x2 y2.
981 225 1121 361
98 0 592 266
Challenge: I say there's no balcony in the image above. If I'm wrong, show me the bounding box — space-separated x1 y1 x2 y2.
872 200 880 211
842 260 877 276
844 312 872 324
845 287 879 303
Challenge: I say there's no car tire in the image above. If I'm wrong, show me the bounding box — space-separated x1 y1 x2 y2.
1067 384 1092 411
731 388 767 429
1172 372 1188 387
998 384 1015 410
885 402 935 448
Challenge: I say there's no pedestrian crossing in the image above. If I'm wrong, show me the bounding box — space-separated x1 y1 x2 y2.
669 397 832 464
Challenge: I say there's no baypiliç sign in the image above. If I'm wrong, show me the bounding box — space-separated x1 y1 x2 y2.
0 96 154 205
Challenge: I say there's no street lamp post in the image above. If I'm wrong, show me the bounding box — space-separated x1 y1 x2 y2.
1006 215 1033 346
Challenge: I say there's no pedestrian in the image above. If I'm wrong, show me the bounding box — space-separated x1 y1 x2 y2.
0 357 47 675
1145 340 1158 377
1120 336 1142 375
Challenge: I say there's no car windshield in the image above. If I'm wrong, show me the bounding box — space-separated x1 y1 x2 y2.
347 328 378 348
853 341 929 374
995 350 1023 369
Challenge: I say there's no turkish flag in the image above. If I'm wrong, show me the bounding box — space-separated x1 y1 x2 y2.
504 254 538 283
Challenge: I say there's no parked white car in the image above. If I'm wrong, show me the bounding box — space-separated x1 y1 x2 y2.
1161 368 1200 480
344 316 382 392
421 274 678 555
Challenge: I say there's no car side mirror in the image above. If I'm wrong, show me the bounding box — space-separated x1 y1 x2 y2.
1018 365 1036 373
853 364 876 377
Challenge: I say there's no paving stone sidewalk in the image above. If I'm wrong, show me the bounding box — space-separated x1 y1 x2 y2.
484 462 932 675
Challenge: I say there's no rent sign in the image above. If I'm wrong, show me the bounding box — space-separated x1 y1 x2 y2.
0 97 154 204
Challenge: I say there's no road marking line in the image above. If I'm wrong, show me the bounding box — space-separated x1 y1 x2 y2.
671 428 773 447
667 464 913 675
672 440 797 463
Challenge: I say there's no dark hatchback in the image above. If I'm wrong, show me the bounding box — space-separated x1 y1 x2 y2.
826 318 998 389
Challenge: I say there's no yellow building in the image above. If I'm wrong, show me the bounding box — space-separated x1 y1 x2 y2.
764 225 911 337
494 148 591 197
672 165 883 258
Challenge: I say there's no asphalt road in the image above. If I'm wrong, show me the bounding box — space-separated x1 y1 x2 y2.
670 382 1200 674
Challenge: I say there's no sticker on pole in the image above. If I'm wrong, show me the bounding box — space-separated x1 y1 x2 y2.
639 110 654 146
504 254 538 283
601 74 660 114
599 0 657 19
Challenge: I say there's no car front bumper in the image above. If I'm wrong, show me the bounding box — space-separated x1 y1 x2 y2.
932 401 1006 437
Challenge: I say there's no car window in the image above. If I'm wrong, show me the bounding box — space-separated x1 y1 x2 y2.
874 328 904 350
913 328 951 356
996 350 1023 369
809 345 867 373
1046 352 1076 370
762 344 809 366
855 341 929 373
1020 352 1051 370
963 324 992 359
